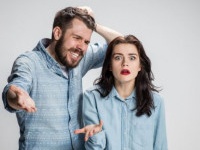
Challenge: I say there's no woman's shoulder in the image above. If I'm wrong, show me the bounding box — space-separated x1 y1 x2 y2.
152 91 165 107
84 85 102 96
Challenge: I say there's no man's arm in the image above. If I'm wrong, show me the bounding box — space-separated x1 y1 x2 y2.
78 6 123 43
2 55 37 113
95 23 123 44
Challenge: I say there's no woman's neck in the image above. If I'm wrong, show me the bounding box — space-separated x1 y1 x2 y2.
114 81 135 99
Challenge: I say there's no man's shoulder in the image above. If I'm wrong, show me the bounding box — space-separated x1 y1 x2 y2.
17 38 48 60
13 50 43 68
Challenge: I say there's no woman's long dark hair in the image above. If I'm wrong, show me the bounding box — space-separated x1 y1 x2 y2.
94 35 159 117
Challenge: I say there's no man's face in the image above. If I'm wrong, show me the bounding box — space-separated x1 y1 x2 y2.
55 18 93 68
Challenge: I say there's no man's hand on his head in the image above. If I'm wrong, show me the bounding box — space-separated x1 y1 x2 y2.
78 6 95 19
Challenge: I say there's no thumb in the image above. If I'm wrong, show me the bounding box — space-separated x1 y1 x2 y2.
99 120 103 128
10 85 22 95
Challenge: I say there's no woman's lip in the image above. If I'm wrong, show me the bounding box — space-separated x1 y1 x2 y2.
120 69 130 75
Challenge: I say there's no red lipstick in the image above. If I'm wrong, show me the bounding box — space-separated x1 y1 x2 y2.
120 69 130 75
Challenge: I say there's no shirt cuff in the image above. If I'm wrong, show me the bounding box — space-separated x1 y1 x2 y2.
2 85 18 113
88 130 105 142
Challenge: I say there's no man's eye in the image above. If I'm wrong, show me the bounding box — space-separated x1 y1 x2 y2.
85 41 90 45
74 37 79 39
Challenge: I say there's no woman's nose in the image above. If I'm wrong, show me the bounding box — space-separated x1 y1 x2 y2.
122 59 128 66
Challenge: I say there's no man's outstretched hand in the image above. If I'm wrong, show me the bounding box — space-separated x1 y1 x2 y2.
7 85 37 112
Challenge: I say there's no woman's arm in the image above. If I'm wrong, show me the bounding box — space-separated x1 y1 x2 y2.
154 97 168 150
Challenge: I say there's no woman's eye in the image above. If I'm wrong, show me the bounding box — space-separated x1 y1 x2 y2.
130 56 135 60
114 56 121 60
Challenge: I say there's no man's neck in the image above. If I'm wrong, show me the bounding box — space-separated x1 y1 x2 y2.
46 41 61 65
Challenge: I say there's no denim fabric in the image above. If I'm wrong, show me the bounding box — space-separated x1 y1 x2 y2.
2 39 107 150
83 86 168 150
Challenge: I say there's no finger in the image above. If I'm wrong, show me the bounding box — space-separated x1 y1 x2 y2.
17 99 28 110
23 105 37 113
18 99 30 108
28 99 36 108
89 130 94 137
26 98 36 110
20 99 37 112
74 128 85 134
32 107 37 112
21 104 30 112
27 106 37 113
17 99 25 107
93 126 102 134
85 131 90 141
30 107 37 113
77 6 94 18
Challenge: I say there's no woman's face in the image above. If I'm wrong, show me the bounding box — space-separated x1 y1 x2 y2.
110 43 141 86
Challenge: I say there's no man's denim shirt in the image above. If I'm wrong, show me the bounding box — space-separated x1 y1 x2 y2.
2 39 107 150
83 86 168 150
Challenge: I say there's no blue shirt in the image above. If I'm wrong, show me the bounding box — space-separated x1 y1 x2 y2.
83 86 168 150
2 39 107 150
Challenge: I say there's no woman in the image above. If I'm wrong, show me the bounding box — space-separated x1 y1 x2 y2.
81 35 168 150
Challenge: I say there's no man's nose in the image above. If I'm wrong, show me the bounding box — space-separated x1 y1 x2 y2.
77 40 87 51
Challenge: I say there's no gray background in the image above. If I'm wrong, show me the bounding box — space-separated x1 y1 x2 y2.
1 0 200 149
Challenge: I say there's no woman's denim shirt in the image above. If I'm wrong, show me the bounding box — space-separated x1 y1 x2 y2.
2 39 107 150
83 86 168 150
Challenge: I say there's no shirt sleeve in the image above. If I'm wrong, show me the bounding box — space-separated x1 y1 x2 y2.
81 43 107 77
154 96 168 150
82 90 106 150
85 131 106 150
2 54 33 112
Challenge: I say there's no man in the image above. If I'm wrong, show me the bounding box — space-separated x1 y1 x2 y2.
2 6 121 150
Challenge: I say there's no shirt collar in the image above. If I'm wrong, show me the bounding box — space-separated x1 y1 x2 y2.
34 38 60 69
36 38 81 79
108 86 136 101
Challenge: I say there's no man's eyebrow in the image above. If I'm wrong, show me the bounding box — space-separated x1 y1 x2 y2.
72 34 90 43
72 34 82 38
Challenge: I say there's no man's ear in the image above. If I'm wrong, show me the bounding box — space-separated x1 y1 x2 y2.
53 27 62 40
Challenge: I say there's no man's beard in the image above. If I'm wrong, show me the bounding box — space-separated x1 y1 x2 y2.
55 36 83 68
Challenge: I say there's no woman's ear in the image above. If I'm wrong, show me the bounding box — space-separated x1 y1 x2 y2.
53 27 62 40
